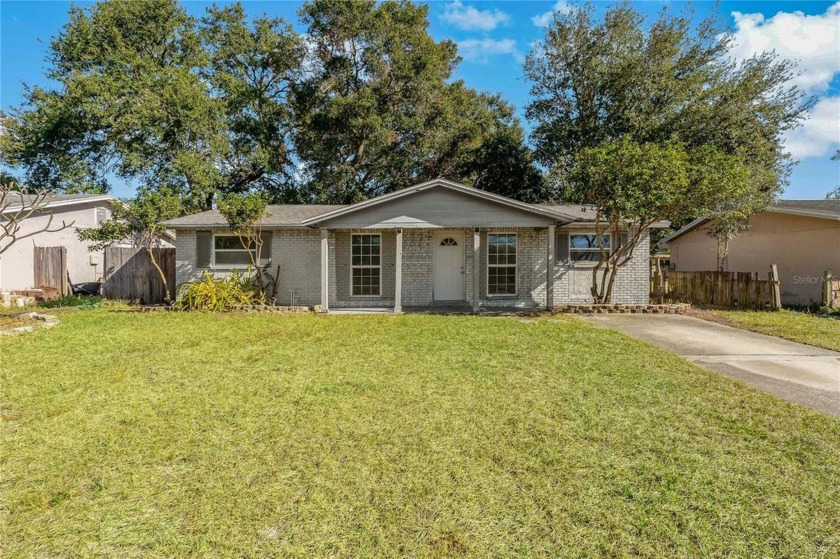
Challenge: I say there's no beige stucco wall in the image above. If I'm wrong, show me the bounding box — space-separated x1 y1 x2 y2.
669 211 840 305
0 201 112 291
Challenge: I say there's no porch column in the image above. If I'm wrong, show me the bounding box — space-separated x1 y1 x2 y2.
472 228 481 312
394 228 403 313
547 224 555 310
320 228 329 312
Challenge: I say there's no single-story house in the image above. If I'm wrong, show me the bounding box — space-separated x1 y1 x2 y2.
164 179 661 311
662 200 840 306
1 193 116 292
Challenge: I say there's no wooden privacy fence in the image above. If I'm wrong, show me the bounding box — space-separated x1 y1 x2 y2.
823 269 840 309
33 246 69 295
651 267 781 310
103 247 175 304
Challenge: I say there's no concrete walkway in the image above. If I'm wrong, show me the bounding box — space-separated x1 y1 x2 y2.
583 314 840 417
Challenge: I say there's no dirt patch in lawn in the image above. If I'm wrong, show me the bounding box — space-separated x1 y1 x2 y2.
683 307 736 326
0 312 59 334
0 315 39 329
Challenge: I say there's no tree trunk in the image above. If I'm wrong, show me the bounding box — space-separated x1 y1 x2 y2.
146 246 171 303
716 235 729 272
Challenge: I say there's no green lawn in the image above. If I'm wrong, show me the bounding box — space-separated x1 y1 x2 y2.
712 309 840 352
2 310 839 557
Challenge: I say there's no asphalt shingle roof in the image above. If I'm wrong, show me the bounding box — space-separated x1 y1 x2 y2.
536 204 600 221
162 205 347 228
772 199 840 216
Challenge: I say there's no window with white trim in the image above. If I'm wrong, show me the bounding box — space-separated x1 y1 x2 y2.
213 234 256 266
95 206 107 226
351 233 381 296
569 234 611 262
487 233 517 295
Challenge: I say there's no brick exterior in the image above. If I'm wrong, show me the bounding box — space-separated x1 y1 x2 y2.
553 229 651 305
329 230 396 308
174 226 651 308
175 228 323 306
174 230 198 288
402 229 434 306
479 229 548 308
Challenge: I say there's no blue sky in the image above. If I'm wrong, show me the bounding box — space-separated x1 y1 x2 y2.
2 1 838 199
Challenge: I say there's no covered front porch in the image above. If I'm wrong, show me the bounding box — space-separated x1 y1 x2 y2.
317 225 558 313
300 179 576 313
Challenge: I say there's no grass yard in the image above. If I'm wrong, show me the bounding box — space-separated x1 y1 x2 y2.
710 309 840 352
2 310 839 557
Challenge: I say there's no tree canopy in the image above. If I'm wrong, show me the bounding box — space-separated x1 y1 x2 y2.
525 1 810 202
1 0 542 208
525 1 809 301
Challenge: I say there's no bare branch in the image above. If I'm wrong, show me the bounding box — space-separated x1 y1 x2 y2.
0 181 75 256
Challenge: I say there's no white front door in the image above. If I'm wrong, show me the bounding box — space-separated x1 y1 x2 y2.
433 231 465 301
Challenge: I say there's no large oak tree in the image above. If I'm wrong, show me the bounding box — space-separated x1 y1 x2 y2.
525 2 810 301
1 0 543 208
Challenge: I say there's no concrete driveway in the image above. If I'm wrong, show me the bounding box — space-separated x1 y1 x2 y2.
583 314 840 417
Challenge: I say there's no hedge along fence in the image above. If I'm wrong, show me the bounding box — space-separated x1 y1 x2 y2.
652 267 781 310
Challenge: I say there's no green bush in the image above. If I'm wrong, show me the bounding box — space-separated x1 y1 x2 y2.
175 269 265 311
38 295 104 309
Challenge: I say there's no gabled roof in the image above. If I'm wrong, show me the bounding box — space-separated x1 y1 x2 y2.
661 199 840 245
300 178 578 226
162 205 345 229
2 192 115 214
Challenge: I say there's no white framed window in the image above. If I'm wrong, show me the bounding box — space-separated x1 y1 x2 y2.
569 233 611 263
487 232 517 295
94 206 107 226
351 233 381 296
212 234 256 267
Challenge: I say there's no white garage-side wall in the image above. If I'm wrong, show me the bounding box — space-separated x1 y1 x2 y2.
0 201 112 291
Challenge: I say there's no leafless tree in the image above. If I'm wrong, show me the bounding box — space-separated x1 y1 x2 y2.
0 181 73 255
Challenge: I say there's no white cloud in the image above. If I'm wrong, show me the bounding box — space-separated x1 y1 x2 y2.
457 38 520 64
728 3 840 160
441 1 510 31
532 1 571 28
729 3 840 93
783 96 840 159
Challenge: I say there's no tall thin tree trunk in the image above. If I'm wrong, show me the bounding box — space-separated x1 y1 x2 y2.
716 235 729 272
146 246 171 303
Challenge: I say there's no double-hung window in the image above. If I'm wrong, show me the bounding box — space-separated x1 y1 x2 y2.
487 233 517 295
213 234 256 267
351 234 381 296
569 234 611 262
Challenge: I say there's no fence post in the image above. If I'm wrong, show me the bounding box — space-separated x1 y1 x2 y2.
769 264 781 310
823 269 832 307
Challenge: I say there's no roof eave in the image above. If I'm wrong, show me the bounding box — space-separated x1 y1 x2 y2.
160 223 311 230
659 217 709 246
1 194 116 215
766 206 840 221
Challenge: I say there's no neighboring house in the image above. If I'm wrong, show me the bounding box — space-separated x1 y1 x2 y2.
0 193 116 292
662 200 840 306
164 179 662 311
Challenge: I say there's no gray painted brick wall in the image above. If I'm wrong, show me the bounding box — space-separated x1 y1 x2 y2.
479 229 547 308
553 229 650 305
174 226 650 307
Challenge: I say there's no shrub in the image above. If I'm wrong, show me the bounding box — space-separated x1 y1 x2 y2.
175 269 265 311
38 295 104 309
